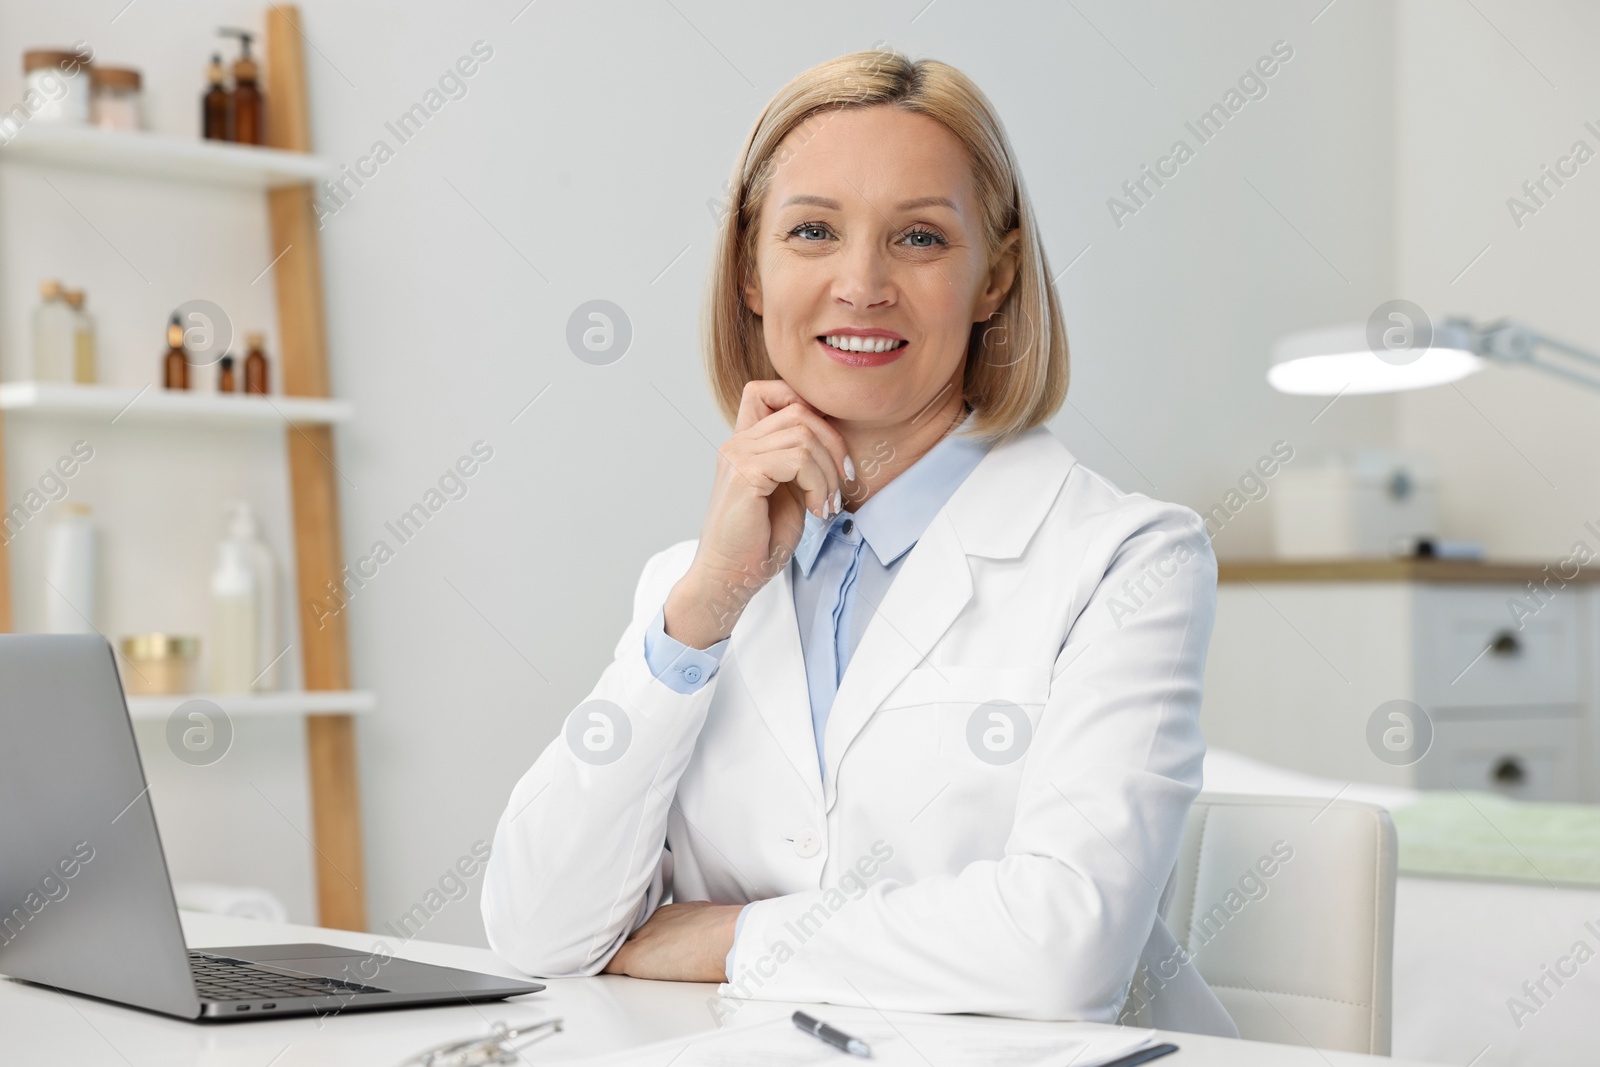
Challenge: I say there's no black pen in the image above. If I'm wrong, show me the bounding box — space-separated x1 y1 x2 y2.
1098 1041 1179 1067
792 1011 872 1057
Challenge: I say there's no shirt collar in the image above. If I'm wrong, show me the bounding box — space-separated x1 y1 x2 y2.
794 408 991 575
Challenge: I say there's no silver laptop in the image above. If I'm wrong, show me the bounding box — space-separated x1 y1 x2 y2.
0 634 543 1020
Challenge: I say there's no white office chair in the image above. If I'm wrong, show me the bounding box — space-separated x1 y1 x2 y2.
1121 793 1398 1055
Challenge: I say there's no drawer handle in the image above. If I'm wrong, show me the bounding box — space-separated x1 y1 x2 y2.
1492 757 1526 786
1489 631 1521 656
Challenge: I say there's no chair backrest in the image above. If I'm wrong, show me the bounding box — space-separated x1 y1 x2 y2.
1157 793 1397 1055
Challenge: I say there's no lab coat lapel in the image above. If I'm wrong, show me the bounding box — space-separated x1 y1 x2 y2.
820 509 974 807
728 559 825 804
819 426 1075 806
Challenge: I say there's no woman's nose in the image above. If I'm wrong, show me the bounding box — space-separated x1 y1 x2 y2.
832 243 894 308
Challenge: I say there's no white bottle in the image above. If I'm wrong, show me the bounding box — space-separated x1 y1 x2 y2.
210 514 258 694
226 503 280 691
32 279 75 382
44 504 97 633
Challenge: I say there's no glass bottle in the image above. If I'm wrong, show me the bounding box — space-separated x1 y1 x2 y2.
244 331 270 395
202 54 229 141
220 29 264 145
162 315 190 390
64 289 96 384
218 354 236 393
32 280 74 382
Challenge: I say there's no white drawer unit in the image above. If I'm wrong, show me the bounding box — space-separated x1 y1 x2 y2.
1202 560 1599 801
1414 587 1581 709
1414 714 1586 801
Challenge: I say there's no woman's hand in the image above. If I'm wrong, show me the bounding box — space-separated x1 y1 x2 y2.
601 900 744 982
663 380 850 649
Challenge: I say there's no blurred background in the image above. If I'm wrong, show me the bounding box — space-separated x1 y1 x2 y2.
2 2 1597 1064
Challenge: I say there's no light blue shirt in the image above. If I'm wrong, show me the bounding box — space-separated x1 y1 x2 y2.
639 407 991 975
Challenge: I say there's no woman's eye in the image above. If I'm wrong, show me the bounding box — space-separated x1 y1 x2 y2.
786 223 944 247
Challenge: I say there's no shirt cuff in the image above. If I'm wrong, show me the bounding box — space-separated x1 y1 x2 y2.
724 902 750 981
642 607 728 694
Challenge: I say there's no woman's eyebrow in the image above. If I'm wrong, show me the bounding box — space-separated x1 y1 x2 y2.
780 193 959 212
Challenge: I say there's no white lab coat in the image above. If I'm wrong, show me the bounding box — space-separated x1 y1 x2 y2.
482 424 1237 1036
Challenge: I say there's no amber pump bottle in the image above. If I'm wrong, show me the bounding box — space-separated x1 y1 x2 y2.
202 53 229 140
219 28 263 145
243 331 270 395
218 355 237 393
162 315 189 390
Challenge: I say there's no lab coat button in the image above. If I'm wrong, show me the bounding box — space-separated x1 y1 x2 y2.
792 829 822 858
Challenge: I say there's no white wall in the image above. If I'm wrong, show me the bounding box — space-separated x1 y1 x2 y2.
1395 0 1600 557
1 0 1401 947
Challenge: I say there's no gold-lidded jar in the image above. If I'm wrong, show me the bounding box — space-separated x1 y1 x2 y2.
119 634 200 695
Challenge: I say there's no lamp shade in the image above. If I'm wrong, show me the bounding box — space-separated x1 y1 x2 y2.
1268 322 1484 395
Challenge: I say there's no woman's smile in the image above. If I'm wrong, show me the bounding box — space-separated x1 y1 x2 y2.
815 329 910 368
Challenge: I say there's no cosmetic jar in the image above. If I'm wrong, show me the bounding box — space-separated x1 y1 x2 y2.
120 634 201 695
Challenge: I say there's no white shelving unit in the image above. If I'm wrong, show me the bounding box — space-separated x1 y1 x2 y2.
127 689 376 721
0 6 373 928
0 123 333 190
0 381 353 426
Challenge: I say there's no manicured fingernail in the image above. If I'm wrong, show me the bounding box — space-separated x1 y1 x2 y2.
844 456 856 482
832 489 842 515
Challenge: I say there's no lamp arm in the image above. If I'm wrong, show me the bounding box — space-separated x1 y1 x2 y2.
1476 320 1600 391
1527 329 1600 367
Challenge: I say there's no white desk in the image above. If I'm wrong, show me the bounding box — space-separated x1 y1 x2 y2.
0 912 1445 1065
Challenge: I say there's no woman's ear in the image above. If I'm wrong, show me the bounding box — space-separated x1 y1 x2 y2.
975 228 1022 322
742 268 764 317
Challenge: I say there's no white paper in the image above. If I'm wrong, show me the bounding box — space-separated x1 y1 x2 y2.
566 1015 1159 1067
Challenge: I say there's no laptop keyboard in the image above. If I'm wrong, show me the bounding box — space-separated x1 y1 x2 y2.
189 951 388 1001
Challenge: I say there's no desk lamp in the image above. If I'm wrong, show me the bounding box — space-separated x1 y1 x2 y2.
1268 314 1600 395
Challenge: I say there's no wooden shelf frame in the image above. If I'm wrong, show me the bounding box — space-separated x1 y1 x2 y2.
0 6 369 932
1217 557 1600 585
265 5 368 932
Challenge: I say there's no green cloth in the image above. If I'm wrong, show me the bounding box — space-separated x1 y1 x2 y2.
1392 791 1600 889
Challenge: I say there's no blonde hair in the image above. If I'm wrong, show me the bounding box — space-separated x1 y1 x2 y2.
702 47 1068 443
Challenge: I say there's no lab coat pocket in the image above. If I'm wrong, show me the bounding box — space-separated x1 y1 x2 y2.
878 664 1052 711
873 665 1054 858
879 665 1051 770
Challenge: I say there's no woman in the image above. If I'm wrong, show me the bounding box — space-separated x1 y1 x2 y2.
482 49 1234 1035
